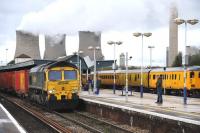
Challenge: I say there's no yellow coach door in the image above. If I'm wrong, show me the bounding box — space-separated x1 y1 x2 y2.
189 71 195 90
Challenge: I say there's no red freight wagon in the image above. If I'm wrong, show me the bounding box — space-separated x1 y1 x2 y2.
0 72 13 92
15 70 29 96
0 72 5 89
9 72 15 93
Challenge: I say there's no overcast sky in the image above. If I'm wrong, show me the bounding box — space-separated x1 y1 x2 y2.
0 0 200 66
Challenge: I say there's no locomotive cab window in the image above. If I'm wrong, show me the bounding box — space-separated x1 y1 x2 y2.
48 70 62 81
64 70 77 80
199 72 200 78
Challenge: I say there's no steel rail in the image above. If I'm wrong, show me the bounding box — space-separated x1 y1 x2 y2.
54 111 103 133
0 94 72 133
74 111 133 133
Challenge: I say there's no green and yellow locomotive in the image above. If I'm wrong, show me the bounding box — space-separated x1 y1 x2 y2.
29 61 80 110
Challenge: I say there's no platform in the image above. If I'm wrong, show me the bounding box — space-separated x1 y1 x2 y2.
80 89 200 125
0 103 26 133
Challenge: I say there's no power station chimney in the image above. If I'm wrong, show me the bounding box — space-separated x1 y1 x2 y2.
15 30 41 59
79 31 104 61
43 34 66 60
168 3 178 66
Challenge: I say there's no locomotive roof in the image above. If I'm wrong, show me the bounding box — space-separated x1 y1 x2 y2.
30 61 78 73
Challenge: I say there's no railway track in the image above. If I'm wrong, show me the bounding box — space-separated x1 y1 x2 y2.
0 94 72 133
0 94 137 133
55 111 134 133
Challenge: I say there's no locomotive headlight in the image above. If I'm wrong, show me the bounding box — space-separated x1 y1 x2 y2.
72 88 78 93
48 89 56 94
48 90 53 94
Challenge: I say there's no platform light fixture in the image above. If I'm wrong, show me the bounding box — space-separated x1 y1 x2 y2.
148 46 155 69
107 41 122 94
125 52 132 102
133 32 152 98
174 18 199 104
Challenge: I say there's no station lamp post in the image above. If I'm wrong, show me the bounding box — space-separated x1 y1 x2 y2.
133 32 152 98
148 46 155 69
88 46 101 94
107 41 122 94
73 51 84 91
5 48 8 64
174 18 198 104
77 51 84 91
125 52 132 102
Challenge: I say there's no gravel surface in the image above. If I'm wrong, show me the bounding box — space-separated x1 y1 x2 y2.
61 111 149 133
44 112 91 133
79 111 149 133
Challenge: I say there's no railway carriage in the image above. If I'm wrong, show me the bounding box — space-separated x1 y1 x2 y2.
14 70 29 96
0 69 29 96
90 69 149 90
83 66 200 96
149 66 200 95
149 67 185 94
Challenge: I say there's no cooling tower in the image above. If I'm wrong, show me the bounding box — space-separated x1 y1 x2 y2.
79 31 104 61
15 30 41 59
168 4 178 66
43 34 66 60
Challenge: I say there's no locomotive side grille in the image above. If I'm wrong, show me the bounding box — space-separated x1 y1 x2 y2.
191 84 195 87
